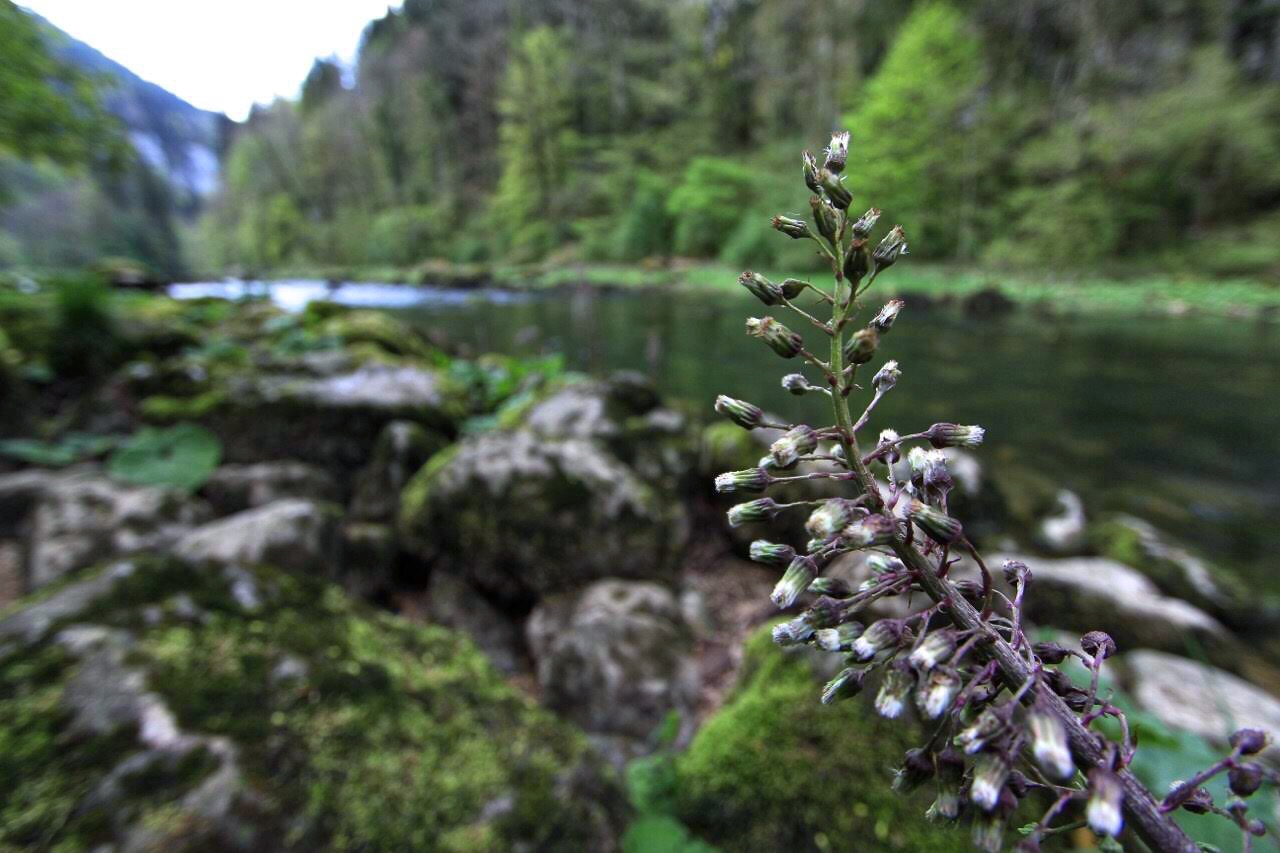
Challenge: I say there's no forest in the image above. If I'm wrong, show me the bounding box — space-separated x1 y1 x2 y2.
191 0 1280 280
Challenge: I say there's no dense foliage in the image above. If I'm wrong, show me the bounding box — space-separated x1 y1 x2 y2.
196 0 1280 277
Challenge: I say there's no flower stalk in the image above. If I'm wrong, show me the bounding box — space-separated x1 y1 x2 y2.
710 130 1266 852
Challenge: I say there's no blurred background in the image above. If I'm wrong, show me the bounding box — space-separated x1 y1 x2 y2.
1 1 1279 850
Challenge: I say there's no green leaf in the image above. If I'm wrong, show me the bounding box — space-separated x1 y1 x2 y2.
622 815 718 853
107 424 222 491
0 432 116 466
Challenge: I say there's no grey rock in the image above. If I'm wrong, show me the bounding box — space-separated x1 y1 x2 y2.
209 365 459 479
0 539 22 609
339 521 397 598
0 561 137 644
175 498 339 576
350 421 443 522
526 376 692 486
400 430 687 603
0 468 60 536
25 473 210 591
1123 650 1280 761
1089 514 1272 631
424 570 524 674
527 579 698 745
203 462 339 515
1036 489 1087 553
989 552 1226 651
269 365 450 414
52 624 255 849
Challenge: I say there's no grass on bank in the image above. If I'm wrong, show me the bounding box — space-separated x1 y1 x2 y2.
293 259 1280 316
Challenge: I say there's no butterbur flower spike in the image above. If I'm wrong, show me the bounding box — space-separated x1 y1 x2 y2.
926 422 986 449
909 630 956 671
918 669 961 718
771 214 809 239
1029 703 1073 779
714 394 764 429
821 666 866 704
771 555 819 609
738 270 783 305
727 498 781 528
715 467 771 494
805 498 857 539
1087 769 1125 837
870 297 903 332
823 131 849 174
746 316 804 358
771 424 818 468
875 662 914 719
814 621 863 651
970 752 1010 811
709 131 1251 851
853 618 903 660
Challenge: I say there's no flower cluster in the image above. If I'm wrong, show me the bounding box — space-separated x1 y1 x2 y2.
712 132 1273 852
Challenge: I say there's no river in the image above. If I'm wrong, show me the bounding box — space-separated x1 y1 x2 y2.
171 279 1280 594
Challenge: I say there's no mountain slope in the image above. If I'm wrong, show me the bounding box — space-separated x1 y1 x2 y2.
36 14 226 210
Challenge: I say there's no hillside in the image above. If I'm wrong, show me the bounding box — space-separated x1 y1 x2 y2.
37 14 226 211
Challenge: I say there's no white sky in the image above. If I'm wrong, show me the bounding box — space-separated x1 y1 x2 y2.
20 1 404 120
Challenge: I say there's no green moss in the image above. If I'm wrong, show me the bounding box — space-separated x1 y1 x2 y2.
0 644 143 850
0 556 621 849
674 627 969 853
698 421 761 479
397 442 463 534
139 389 229 422
320 309 443 363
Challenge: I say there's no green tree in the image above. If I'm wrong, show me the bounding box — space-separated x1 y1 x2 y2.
844 2 986 258
493 26 576 260
0 2 119 168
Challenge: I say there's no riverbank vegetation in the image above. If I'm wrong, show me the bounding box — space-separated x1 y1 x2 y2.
192 1 1280 288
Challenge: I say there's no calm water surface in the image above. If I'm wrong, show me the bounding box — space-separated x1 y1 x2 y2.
176 280 1280 592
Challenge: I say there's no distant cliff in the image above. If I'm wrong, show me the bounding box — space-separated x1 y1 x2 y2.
37 14 227 213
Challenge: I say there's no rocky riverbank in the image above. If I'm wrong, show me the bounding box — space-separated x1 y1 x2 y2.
1 290 1277 850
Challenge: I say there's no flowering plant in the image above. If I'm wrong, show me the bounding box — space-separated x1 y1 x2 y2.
714 131 1272 852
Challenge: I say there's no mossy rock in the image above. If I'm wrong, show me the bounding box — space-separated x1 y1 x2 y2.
319 309 443 363
399 429 686 606
1088 514 1277 633
0 556 628 850
204 365 463 484
674 626 969 853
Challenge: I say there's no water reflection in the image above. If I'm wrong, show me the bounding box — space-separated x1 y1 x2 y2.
169 279 532 312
